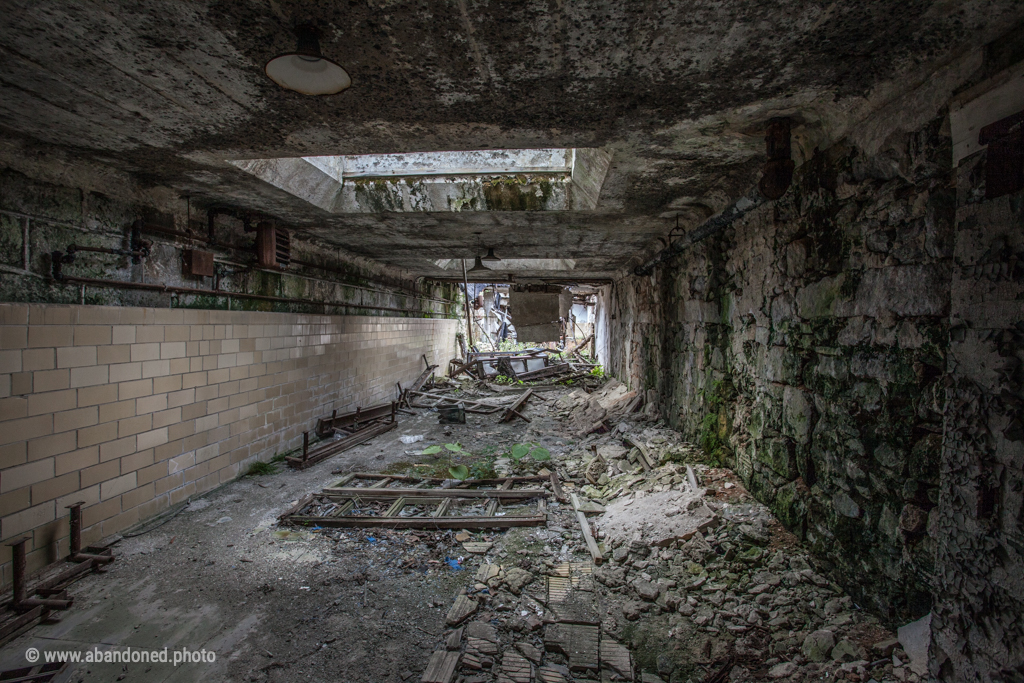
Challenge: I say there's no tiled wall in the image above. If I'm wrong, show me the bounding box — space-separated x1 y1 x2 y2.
0 303 459 586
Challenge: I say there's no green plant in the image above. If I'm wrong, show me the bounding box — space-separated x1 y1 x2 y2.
469 457 497 479
246 461 278 476
422 442 471 480
509 442 551 462
589 365 605 378
698 413 725 466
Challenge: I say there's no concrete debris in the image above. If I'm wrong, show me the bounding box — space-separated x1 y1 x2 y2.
897 613 931 676
597 489 717 547
376 379 916 683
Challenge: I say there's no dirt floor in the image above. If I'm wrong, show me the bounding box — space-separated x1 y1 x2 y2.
0 380 920 683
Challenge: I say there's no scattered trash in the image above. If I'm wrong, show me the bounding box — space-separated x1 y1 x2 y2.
400 434 425 444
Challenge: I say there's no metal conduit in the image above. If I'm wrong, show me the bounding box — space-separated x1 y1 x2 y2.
633 186 765 276
54 274 447 317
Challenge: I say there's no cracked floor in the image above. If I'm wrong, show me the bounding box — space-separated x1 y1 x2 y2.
0 381 922 683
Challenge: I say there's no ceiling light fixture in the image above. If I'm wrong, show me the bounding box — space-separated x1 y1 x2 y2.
265 24 351 96
467 256 491 273
481 248 502 264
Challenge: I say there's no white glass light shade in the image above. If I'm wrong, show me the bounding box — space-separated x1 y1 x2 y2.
265 53 351 95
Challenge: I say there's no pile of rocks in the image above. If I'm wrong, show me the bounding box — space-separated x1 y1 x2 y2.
593 502 919 683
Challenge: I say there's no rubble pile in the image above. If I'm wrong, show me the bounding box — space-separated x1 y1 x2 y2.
380 378 923 683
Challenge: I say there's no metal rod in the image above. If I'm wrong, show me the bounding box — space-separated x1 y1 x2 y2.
67 502 83 557
462 259 475 350
213 256 454 308
9 537 28 606
633 186 765 276
69 244 146 258
21 217 29 270
52 274 444 317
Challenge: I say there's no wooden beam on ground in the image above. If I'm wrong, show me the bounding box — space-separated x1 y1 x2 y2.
286 420 397 470
500 388 534 423
516 363 570 381
625 435 654 471
321 488 547 499
570 493 604 565
549 471 567 503
284 514 547 529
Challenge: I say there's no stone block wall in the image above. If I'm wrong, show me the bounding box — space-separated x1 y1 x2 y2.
929 149 1024 681
0 303 458 588
607 118 958 623
604 97 1024 679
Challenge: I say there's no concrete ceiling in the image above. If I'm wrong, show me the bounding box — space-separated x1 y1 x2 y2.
1 0 1021 281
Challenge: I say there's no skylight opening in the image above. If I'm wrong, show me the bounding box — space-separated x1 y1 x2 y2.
308 149 574 179
433 258 576 271
228 147 611 213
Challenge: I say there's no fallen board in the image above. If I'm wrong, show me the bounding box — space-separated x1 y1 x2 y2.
286 420 397 469
421 650 460 683
500 388 534 423
571 493 604 565
282 485 549 529
544 623 600 673
315 402 396 438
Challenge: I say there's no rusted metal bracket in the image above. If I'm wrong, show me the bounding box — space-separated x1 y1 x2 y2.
0 504 116 645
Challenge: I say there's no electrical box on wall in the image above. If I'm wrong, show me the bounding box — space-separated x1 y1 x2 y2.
256 222 290 269
183 249 215 277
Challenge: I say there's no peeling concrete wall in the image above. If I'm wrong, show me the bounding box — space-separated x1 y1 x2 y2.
606 116 956 616
0 168 459 318
930 147 1024 682
605 103 1022 679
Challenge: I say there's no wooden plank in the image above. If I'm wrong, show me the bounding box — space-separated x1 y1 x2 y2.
328 472 550 485
600 639 634 681
0 661 69 683
549 471 566 502
543 623 599 672
625 435 653 471
277 493 316 520
321 487 547 499
432 498 452 517
571 493 604 565
283 515 547 529
410 364 438 393
0 605 44 644
286 421 397 470
499 650 532 683
331 473 357 487
516 363 570 381
409 391 504 413
421 650 460 683
329 500 354 517
484 478 514 516
445 595 478 626
501 388 534 423
383 498 406 517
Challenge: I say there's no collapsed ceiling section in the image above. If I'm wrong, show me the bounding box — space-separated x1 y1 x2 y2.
0 0 1021 282
228 148 611 214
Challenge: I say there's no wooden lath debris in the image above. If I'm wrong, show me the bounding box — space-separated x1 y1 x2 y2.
287 402 398 470
279 472 555 529
500 388 534 423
